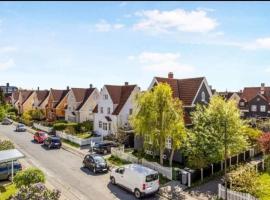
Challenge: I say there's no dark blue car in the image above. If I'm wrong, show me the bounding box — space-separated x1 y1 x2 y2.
0 161 22 181
43 136 62 149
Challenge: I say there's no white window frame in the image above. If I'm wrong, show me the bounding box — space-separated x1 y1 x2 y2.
251 105 257 112
108 123 111 131
103 123 107 130
240 102 245 106
99 121 102 128
201 91 205 102
260 105 266 112
104 94 108 100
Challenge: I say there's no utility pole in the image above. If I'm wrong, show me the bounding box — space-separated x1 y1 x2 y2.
224 120 228 200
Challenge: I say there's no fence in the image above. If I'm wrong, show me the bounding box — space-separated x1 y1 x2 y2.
218 184 258 200
111 147 173 180
33 123 102 146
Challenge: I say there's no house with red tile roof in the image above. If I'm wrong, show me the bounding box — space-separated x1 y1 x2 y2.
65 85 99 123
16 90 34 114
93 82 140 137
45 88 69 121
148 72 213 126
239 83 270 119
32 89 50 112
11 91 19 108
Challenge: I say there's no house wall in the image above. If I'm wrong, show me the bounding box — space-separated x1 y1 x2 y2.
22 93 35 113
39 96 49 111
229 93 241 103
65 90 80 122
193 81 211 105
245 95 269 118
55 95 68 119
78 89 99 122
46 92 56 121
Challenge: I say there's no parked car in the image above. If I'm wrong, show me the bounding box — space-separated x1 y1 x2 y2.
82 154 109 173
0 161 22 181
43 136 62 149
110 164 159 199
15 123 26 132
34 131 48 143
1 118 12 125
92 141 119 154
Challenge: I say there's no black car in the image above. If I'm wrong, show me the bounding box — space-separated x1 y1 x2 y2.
82 154 108 173
92 141 119 154
43 136 62 149
0 161 22 181
1 118 13 125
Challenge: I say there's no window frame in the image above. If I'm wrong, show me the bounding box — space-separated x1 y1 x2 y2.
251 105 257 112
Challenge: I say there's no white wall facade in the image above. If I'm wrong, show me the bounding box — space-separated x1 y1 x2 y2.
65 90 80 122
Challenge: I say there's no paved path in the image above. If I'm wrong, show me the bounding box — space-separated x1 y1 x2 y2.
0 124 164 200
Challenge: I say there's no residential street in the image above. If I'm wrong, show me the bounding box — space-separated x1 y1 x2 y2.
0 124 162 200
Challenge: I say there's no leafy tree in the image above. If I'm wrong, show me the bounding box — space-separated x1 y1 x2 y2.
14 168 45 188
185 95 249 168
0 88 5 105
257 132 270 154
21 111 32 126
131 83 186 165
241 126 262 145
12 182 61 200
29 109 45 121
0 140 15 151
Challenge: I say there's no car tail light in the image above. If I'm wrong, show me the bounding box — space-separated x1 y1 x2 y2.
142 183 146 190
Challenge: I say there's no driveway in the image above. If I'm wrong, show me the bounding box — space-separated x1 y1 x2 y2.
0 124 162 200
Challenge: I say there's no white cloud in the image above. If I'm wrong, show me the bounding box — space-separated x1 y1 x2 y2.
0 59 15 70
130 52 194 73
0 46 17 53
243 37 270 50
133 9 218 33
95 20 124 32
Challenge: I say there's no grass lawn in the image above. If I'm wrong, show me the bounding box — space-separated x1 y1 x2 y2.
0 184 17 200
256 173 270 200
107 155 131 166
76 133 92 139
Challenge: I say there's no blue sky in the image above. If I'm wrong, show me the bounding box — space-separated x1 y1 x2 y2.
1 2 270 92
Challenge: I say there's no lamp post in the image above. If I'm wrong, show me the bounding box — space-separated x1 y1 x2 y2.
223 119 228 200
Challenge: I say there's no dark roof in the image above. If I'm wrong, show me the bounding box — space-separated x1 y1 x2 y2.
241 87 270 103
70 88 96 110
51 89 69 108
155 77 204 106
219 91 238 100
21 90 34 104
104 85 136 115
36 90 49 106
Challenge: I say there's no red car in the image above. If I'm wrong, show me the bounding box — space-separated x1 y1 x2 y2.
34 131 48 143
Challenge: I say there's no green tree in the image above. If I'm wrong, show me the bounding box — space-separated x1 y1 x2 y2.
185 95 249 168
0 140 15 151
0 88 5 106
131 83 186 166
14 168 45 188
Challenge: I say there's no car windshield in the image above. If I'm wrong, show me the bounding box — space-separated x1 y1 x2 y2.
18 124 24 127
39 133 46 136
94 156 105 163
146 173 159 182
52 138 60 142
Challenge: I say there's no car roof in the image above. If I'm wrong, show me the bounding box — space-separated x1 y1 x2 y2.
48 136 60 139
124 164 157 176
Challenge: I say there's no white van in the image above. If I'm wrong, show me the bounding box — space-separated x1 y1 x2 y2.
110 164 159 199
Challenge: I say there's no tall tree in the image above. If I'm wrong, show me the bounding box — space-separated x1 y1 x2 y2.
185 95 249 169
131 83 186 165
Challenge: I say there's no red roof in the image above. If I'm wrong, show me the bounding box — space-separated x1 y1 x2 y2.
155 77 204 106
36 90 49 106
21 90 34 104
51 89 69 108
70 88 96 110
241 87 270 103
105 85 137 115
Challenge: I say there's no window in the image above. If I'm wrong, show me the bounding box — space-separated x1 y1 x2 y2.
100 107 103 114
103 123 107 130
260 105 266 112
99 121 102 128
129 109 133 115
104 94 108 100
108 123 111 131
201 91 205 102
107 107 110 114
251 105 257 112
240 102 245 106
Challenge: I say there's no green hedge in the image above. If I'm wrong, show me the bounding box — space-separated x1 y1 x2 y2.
53 122 77 131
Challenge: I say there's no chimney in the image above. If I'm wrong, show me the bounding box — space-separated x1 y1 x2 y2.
89 84 93 88
37 86 40 91
6 83 9 87
67 86 69 90
261 83 265 95
125 82 129 86
168 72 174 79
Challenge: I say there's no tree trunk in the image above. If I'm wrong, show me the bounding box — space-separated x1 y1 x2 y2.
159 146 164 165
169 148 175 167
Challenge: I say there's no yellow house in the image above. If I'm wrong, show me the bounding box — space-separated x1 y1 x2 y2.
17 90 34 114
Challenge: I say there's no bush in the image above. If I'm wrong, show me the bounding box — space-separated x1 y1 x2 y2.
0 140 15 151
29 109 45 121
12 182 60 200
258 132 270 154
7 107 18 115
53 123 68 131
264 155 270 173
14 168 45 188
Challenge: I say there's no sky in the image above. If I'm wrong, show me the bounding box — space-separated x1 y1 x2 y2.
1 2 270 92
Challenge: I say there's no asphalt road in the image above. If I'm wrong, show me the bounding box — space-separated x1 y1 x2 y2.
0 124 161 200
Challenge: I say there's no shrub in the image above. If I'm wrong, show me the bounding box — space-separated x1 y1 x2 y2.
53 123 68 131
14 168 45 188
7 107 18 115
264 155 270 173
21 112 33 126
257 132 270 154
29 109 45 121
0 140 15 151
12 182 61 200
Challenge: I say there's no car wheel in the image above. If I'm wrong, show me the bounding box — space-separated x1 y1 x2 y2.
48 144 52 149
134 189 141 199
111 177 116 185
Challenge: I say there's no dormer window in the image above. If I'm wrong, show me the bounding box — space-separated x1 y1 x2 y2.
201 91 205 102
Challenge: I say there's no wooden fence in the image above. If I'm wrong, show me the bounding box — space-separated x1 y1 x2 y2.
218 184 258 200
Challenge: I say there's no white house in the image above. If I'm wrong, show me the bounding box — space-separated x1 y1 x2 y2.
65 86 99 123
93 82 140 136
